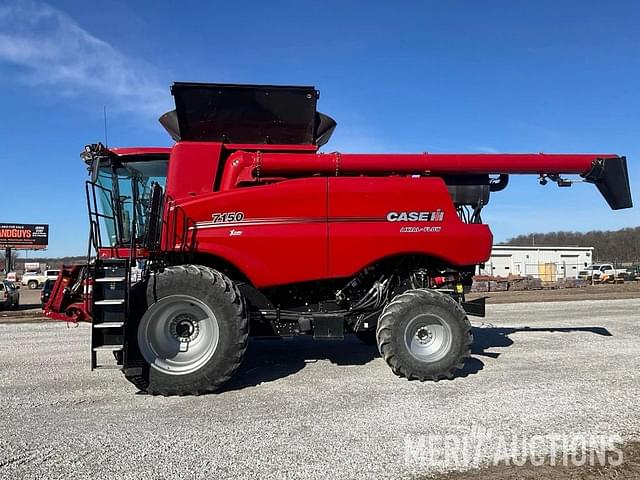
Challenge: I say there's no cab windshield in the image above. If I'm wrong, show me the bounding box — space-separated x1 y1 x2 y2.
95 158 167 247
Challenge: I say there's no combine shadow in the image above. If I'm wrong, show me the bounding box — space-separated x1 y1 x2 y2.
220 335 379 392
218 325 612 393
471 325 612 359
13 302 42 312
0 302 41 315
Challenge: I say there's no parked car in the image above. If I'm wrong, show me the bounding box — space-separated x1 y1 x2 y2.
41 279 56 308
1 280 20 309
626 265 640 281
21 269 60 289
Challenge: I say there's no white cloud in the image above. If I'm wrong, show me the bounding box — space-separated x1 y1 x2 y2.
0 1 171 118
469 145 500 154
323 124 390 153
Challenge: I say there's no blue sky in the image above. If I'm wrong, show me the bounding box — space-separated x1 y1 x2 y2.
0 0 638 257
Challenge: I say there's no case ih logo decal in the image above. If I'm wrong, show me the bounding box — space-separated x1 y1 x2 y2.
386 210 444 222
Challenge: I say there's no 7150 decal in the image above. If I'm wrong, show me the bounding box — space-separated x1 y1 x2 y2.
211 211 245 223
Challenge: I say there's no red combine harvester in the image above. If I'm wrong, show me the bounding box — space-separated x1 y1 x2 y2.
45 83 632 395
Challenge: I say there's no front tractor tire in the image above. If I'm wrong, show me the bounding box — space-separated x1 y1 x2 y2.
129 265 248 396
376 289 472 381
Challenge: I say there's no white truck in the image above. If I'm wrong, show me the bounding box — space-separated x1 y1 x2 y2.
21 270 60 289
578 264 629 282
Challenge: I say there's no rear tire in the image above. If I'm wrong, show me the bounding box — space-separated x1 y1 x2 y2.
28 281 38 289
125 265 248 396
376 289 471 381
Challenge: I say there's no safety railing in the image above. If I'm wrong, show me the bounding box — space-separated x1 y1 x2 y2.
159 193 197 254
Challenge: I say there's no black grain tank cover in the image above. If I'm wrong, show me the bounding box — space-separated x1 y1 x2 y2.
164 82 334 145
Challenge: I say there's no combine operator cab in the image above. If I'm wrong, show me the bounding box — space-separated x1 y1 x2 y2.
44 147 168 337
46 82 632 395
84 146 168 253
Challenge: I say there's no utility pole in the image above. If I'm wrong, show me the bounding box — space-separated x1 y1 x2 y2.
5 247 12 273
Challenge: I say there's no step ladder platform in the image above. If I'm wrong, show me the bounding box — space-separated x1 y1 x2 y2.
91 257 129 370
93 364 123 371
93 345 124 352
94 322 125 328
94 299 125 306
94 277 126 283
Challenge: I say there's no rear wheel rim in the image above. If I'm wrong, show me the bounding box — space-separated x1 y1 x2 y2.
403 313 453 363
138 294 220 375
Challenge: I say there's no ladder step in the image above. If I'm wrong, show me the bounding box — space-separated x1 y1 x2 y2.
93 345 123 352
94 365 122 370
98 258 128 264
93 322 125 328
94 299 125 305
94 277 126 283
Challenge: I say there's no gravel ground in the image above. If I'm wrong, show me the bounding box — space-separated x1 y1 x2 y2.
1 298 639 479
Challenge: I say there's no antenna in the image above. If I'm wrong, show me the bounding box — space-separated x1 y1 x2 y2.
103 105 109 147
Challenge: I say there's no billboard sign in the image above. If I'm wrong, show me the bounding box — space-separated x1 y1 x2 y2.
0 224 49 249
24 262 41 272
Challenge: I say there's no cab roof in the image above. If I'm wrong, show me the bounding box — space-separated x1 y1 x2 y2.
107 147 171 157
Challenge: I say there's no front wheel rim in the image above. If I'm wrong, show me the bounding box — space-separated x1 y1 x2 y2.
403 313 453 363
138 294 220 375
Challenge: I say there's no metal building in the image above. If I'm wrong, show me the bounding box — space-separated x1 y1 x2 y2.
477 245 594 280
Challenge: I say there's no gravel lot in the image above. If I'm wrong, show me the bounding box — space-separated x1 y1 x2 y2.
1 298 639 479
467 281 640 304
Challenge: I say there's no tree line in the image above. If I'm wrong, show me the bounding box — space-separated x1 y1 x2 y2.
6 255 86 271
503 227 640 264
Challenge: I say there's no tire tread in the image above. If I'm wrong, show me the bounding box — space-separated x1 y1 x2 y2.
125 264 248 396
376 289 471 381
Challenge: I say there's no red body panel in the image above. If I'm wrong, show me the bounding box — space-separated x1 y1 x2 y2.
165 142 223 201
98 247 149 259
176 178 328 286
327 177 492 278
169 175 492 288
